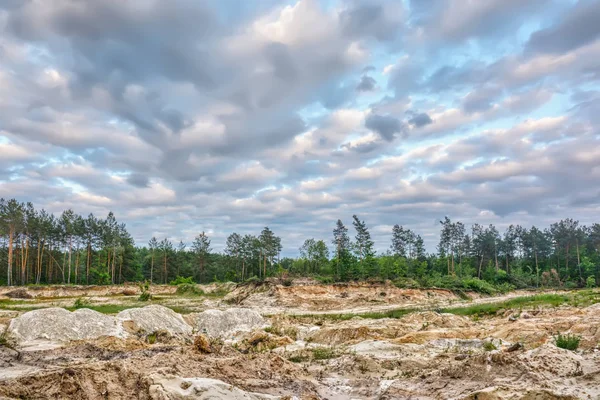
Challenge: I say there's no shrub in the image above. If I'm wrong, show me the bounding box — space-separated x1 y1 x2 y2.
138 280 152 301
243 276 262 285
312 347 338 360
315 276 335 284
281 279 293 287
176 283 204 296
483 341 497 351
541 269 561 287
73 297 91 309
586 276 596 288
139 291 152 302
554 333 580 351
170 276 195 285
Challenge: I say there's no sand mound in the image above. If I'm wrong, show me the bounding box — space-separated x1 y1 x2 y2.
8 307 124 344
148 374 281 399
117 305 192 337
187 308 265 338
518 343 584 378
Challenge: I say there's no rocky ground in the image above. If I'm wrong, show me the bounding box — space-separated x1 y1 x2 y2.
0 282 599 399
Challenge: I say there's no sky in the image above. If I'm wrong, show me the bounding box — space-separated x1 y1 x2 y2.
0 0 599 255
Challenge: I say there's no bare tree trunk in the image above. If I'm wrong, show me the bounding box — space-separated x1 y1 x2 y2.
478 254 484 279
7 229 14 286
86 243 91 285
534 250 539 287
150 251 154 284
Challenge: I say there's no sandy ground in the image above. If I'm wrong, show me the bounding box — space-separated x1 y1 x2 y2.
0 282 599 399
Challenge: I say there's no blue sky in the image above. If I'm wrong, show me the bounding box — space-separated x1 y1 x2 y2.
0 0 599 255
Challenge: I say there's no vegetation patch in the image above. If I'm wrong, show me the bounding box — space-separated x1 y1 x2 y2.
554 333 581 351
175 283 204 296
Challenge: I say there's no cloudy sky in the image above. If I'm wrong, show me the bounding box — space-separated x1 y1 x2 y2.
1 0 599 254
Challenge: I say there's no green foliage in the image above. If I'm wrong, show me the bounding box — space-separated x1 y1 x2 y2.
175 283 204 296
73 297 91 309
554 333 580 351
311 347 338 360
483 341 497 351
138 280 152 301
243 276 262 285
170 276 195 285
586 276 596 288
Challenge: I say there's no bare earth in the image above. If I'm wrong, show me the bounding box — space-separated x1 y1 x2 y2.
0 282 599 399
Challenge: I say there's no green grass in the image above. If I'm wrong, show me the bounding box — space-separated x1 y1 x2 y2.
554 333 581 350
311 347 338 360
441 294 570 317
286 290 600 322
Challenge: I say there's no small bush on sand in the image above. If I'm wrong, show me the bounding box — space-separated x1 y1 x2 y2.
586 276 596 288
175 283 204 296
554 333 580 351
170 276 195 285
73 297 91 309
483 341 497 351
138 281 152 301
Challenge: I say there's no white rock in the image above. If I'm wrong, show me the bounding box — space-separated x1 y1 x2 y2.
188 308 265 338
148 374 282 399
8 307 124 344
116 305 192 336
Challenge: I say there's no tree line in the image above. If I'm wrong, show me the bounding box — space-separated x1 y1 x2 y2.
1 198 599 288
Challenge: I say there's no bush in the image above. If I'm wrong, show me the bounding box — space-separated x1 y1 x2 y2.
243 276 262 285
586 276 596 288
315 276 335 284
73 297 91 309
483 341 497 351
139 291 152 301
554 333 580 351
170 276 195 285
138 280 152 301
175 283 204 296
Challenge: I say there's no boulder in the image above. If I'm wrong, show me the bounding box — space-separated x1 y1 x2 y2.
187 308 265 338
148 374 281 399
8 308 124 344
116 305 192 337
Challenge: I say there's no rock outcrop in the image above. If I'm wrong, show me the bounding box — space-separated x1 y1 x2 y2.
8 308 124 344
187 308 265 338
116 305 193 337
148 374 281 399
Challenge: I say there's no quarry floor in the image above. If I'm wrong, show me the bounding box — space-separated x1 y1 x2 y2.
0 282 599 399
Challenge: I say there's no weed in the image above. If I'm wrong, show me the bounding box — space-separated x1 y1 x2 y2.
554 333 581 351
483 341 497 351
288 354 309 363
175 283 204 296
312 347 338 360
138 280 152 301
73 297 91 309
170 276 195 285
147 333 157 344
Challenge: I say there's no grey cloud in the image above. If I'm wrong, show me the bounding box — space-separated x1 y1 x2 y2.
127 173 150 188
356 76 376 92
526 0 600 54
462 85 503 113
340 1 404 42
365 114 405 141
408 112 433 127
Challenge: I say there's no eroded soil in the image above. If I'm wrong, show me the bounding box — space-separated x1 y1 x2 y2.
0 282 599 399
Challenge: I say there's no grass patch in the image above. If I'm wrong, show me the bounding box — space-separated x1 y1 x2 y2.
175 283 204 296
554 333 581 351
483 341 497 351
312 347 338 360
441 294 571 317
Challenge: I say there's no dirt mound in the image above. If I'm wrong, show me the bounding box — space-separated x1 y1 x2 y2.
459 386 580 400
4 288 33 299
400 311 471 329
187 308 265 338
148 374 281 399
117 305 192 338
8 307 125 344
518 344 584 378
